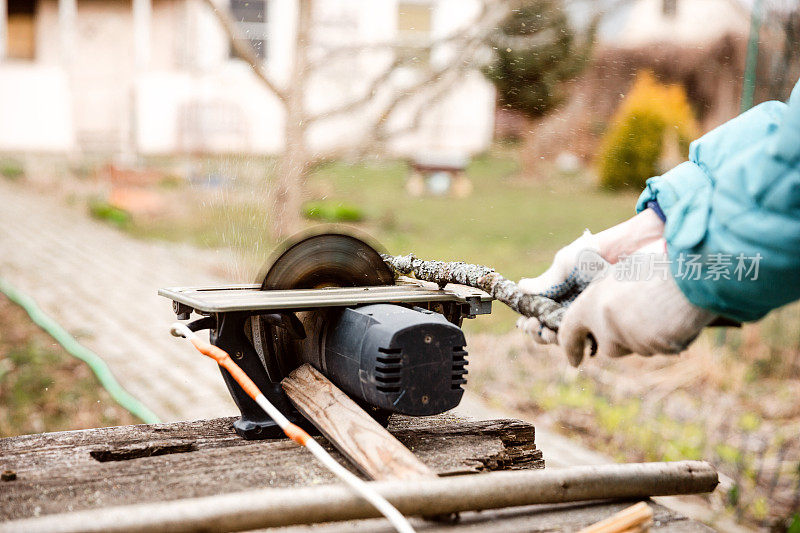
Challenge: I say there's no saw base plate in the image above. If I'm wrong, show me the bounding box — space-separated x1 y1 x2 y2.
159 277 492 316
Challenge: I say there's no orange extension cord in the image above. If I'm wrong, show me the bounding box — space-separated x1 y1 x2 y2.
169 322 415 533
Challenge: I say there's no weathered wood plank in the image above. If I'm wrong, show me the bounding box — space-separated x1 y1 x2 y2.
0 414 542 521
281 364 435 481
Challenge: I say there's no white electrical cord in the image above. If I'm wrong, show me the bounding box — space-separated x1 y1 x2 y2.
170 322 415 533
302 438 415 533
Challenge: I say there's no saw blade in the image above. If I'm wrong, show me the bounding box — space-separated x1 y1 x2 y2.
260 232 395 290
255 232 395 381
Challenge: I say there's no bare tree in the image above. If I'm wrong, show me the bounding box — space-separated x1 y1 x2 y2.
202 0 514 237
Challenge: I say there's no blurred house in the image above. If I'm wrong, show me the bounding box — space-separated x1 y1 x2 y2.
521 0 754 166
594 0 751 130
0 0 494 156
598 0 750 48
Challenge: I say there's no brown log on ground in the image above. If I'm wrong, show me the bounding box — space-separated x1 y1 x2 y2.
281 364 436 481
0 461 718 533
383 253 566 330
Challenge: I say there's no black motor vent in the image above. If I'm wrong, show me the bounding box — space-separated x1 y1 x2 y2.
375 347 402 393
322 304 468 416
452 347 468 390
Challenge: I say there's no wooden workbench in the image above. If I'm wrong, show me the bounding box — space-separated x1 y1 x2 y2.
0 415 712 531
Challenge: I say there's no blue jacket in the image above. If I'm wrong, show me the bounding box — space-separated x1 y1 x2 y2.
635 80 800 322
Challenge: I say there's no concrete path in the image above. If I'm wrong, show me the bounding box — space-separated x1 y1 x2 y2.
0 180 240 421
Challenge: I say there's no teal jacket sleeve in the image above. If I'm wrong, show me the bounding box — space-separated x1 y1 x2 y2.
635 81 800 322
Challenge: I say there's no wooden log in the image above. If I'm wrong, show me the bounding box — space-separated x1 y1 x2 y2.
382 254 566 330
281 364 435 481
0 461 718 533
579 501 654 533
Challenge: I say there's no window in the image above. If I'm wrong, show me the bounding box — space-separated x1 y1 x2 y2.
397 2 431 66
7 0 36 60
662 0 677 18
397 2 431 38
230 0 268 60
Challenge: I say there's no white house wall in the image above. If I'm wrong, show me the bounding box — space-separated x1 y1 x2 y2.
72 0 135 151
307 0 495 157
0 63 75 151
135 0 494 157
0 0 495 157
0 0 74 152
135 66 286 153
614 0 750 47
136 0 286 153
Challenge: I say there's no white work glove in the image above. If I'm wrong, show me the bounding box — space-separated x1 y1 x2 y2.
516 230 609 344
557 239 716 366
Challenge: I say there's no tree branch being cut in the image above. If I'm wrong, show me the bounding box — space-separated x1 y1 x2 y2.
382 254 566 331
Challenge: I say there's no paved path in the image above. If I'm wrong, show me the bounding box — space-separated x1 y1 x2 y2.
0 180 241 421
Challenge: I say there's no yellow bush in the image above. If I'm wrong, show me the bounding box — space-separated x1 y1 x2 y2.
597 71 698 190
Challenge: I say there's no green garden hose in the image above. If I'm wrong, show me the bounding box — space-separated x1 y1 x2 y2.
0 276 161 424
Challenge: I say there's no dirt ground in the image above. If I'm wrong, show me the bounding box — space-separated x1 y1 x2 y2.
465 330 800 531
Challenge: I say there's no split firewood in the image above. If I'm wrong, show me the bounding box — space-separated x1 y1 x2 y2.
382 254 565 331
281 364 436 481
578 501 654 533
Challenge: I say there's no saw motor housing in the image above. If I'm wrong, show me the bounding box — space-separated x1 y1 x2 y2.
314 304 467 416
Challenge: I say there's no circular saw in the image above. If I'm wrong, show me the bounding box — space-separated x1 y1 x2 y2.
160 231 493 439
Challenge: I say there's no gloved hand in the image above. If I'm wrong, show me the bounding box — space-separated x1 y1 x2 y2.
517 229 605 301
516 230 608 344
517 209 667 344
557 239 716 366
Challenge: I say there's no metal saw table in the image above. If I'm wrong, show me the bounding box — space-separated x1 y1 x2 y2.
158 277 493 317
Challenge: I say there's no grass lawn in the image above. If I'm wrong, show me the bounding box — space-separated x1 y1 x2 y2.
307 156 636 279
467 329 800 531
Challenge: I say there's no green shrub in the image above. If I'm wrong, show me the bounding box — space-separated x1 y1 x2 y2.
0 159 24 181
88 200 132 229
788 513 800 533
483 0 587 118
302 200 365 223
159 175 184 189
597 71 698 190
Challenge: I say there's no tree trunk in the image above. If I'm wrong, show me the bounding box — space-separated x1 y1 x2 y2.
272 0 313 240
273 115 306 239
